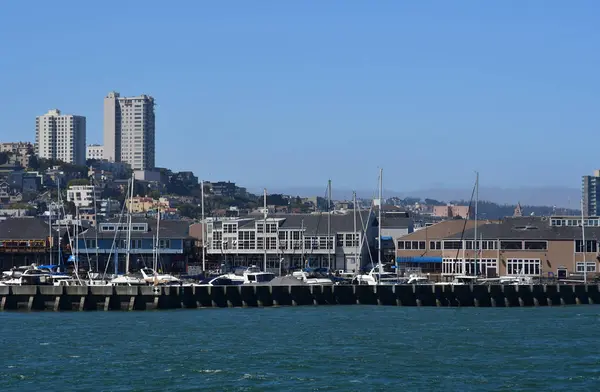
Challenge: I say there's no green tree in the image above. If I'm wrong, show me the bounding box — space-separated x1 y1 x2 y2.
149 190 161 200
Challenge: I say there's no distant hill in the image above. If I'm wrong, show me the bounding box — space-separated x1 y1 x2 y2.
256 185 581 210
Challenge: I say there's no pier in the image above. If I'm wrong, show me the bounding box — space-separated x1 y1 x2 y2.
0 284 599 311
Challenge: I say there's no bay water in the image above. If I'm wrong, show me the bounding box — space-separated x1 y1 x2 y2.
2 306 600 391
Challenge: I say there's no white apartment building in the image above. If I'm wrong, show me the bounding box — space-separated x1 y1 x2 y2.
103 91 155 171
86 144 104 160
35 109 86 165
67 185 100 208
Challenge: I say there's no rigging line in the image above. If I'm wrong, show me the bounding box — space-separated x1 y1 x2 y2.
101 186 129 279
452 178 478 269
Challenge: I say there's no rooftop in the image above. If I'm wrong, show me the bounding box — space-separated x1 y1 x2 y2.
448 216 600 241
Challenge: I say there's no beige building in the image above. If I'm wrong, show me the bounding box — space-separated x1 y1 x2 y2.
432 205 471 219
103 92 155 170
35 109 86 165
126 196 170 213
0 142 33 155
397 216 600 279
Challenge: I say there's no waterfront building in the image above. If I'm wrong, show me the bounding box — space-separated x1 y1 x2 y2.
396 216 600 279
0 218 51 270
86 144 104 160
77 218 193 273
582 170 600 216
103 91 155 170
205 211 390 273
35 109 86 165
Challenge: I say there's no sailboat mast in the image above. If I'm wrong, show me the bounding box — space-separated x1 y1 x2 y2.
301 219 305 268
201 180 206 273
327 179 331 272
48 203 52 266
474 171 479 276
263 188 267 272
378 168 382 268
154 205 161 271
581 198 587 284
124 177 134 274
353 191 358 273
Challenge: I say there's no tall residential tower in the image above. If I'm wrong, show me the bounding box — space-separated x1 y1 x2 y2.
35 109 86 165
582 170 600 216
103 91 155 170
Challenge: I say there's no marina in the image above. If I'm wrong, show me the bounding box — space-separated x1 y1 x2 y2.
0 283 598 311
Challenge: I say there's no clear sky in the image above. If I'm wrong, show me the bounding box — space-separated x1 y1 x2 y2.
1 1 598 193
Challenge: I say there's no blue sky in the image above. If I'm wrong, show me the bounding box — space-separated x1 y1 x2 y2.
1 1 599 193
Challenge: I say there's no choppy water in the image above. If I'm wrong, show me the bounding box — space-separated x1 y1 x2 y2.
2 306 600 391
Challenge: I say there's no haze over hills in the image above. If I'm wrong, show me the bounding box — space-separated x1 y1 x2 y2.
250 186 581 210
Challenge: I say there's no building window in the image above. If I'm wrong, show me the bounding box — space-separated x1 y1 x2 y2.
131 239 142 249
443 241 462 250
576 262 596 273
442 258 498 276
575 240 598 253
500 241 523 250
429 241 441 250
523 241 547 250
336 234 344 246
397 241 404 250
85 239 97 249
480 240 497 250
506 258 541 275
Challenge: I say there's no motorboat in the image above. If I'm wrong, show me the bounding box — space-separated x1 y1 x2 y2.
499 276 534 285
2 265 30 279
139 268 180 285
354 265 403 285
436 275 480 286
406 274 433 285
110 274 146 286
3 268 54 285
291 269 334 285
221 265 276 284
196 276 242 286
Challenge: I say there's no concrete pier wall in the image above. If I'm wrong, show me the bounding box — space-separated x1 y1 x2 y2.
1 284 600 311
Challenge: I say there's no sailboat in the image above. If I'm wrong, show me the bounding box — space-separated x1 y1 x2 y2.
354 169 402 285
110 177 145 286
139 208 180 285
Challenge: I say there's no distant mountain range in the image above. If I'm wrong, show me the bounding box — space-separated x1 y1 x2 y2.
250 186 581 210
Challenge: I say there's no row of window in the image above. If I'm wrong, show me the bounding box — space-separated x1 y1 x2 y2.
398 240 547 251
83 239 171 249
442 258 498 275
551 218 600 227
210 236 335 251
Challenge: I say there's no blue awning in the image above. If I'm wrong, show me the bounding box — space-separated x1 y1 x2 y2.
396 256 442 263
380 236 393 240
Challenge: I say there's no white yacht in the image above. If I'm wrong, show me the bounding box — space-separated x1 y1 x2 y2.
354 266 403 285
499 276 534 285
291 270 334 285
139 268 180 285
110 274 146 286
3 268 53 285
436 275 480 286
221 265 276 284
406 274 433 285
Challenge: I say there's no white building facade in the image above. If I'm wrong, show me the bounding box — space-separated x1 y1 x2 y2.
206 212 379 273
35 109 86 165
67 185 100 208
86 144 104 160
103 91 155 170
